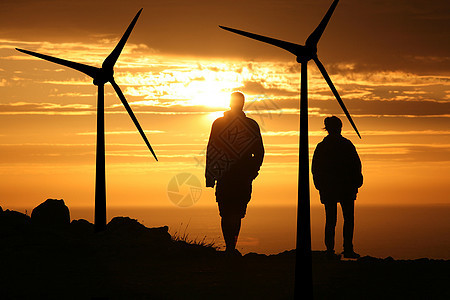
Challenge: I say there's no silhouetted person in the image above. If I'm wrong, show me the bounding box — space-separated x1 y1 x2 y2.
205 92 264 255
312 116 363 259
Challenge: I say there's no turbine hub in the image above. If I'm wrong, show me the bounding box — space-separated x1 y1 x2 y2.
93 68 114 86
296 45 317 63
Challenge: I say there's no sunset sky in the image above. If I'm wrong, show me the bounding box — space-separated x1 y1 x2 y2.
0 0 449 211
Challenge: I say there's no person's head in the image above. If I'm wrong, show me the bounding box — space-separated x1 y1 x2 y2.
230 92 245 111
324 116 342 135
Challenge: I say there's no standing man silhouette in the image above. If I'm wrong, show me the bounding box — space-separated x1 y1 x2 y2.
312 116 363 259
205 92 264 256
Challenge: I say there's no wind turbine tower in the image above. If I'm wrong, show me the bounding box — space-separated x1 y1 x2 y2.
220 0 360 298
16 9 158 232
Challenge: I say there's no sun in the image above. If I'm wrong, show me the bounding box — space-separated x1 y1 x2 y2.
186 80 232 108
181 66 243 109
191 89 230 108
187 80 232 122
206 110 225 122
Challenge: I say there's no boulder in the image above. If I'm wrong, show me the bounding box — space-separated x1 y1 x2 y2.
106 216 171 243
70 219 94 234
31 199 70 228
0 209 30 225
0 209 31 235
107 216 148 233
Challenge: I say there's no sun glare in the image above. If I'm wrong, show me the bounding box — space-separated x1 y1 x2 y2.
187 79 233 109
206 110 225 122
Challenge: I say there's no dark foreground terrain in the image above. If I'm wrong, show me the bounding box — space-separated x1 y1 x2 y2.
0 203 449 300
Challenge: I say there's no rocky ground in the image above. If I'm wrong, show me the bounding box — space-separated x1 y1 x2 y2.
0 200 449 299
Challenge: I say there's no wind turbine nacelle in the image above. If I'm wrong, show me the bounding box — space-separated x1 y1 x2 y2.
295 43 318 63
93 68 114 86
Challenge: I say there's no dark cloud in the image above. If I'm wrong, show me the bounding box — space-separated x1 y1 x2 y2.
0 100 222 115
360 144 450 163
0 102 94 114
248 97 450 117
311 98 450 117
241 81 298 97
0 0 448 73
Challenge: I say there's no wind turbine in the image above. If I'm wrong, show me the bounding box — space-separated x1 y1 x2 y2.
16 9 158 233
219 0 360 298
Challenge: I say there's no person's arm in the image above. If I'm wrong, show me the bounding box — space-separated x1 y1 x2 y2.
351 144 363 188
205 122 217 188
250 122 265 179
311 144 324 191
254 123 265 168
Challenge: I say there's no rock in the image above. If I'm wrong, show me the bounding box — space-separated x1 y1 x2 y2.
107 216 148 233
0 206 3 213
0 209 31 225
70 219 94 234
358 255 382 263
275 249 296 258
244 252 267 259
106 216 171 243
0 209 31 235
31 199 70 228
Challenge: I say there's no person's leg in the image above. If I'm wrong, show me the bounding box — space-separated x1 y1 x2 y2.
341 200 359 258
220 217 229 247
225 183 249 253
221 217 233 251
221 215 241 251
217 181 235 251
230 215 241 249
219 181 250 253
324 202 337 253
341 200 354 252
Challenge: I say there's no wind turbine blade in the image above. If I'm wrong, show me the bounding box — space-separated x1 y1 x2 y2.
219 25 305 56
305 0 339 47
313 57 361 139
110 78 158 161
102 9 143 69
16 48 99 78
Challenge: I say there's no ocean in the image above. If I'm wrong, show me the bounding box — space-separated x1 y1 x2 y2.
66 204 450 260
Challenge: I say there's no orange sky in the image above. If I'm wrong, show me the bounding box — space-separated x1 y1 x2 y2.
0 0 449 211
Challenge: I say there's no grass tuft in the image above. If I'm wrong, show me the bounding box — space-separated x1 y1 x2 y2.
171 222 216 249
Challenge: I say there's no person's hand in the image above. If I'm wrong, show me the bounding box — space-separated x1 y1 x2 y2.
206 176 215 188
250 169 259 180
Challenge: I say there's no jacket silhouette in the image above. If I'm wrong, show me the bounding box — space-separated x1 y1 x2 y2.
312 134 363 203
206 110 264 185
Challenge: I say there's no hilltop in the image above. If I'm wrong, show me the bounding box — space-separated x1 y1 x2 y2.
0 200 449 299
